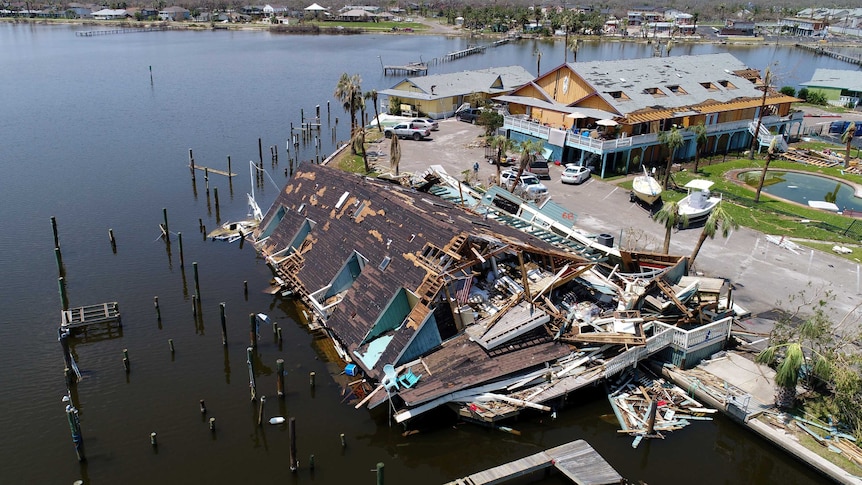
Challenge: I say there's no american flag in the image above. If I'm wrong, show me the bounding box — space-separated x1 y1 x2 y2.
456 276 473 305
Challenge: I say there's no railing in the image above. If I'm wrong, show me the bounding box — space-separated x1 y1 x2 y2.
670 317 733 351
602 322 676 377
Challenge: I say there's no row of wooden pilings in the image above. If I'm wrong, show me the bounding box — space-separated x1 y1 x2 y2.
55 212 387 482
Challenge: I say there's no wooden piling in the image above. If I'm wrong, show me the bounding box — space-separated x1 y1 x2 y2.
123 349 130 373
277 327 283 343
108 228 116 252
257 395 266 426
219 302 227 346
276 359 285 398
162 208 169 237
272 321 278 337
169 339 175 353
51 216 60 248
258 137 263 166
326 100 330 121
249 313 256 348
64 400 85 462
198 218 203 233
192 294 198 318
200 399 206 414
309 372 315 389
201 225 206 240
154 296 161 321
214 187 220 216
209 417 216 431
289 417 298 471
376 462 384 485
178 232 184 268
189 149 195 176
247 346 257 401
309 454 315 470
58 277 69 311
340 433 346 448
193 262 201 301
243 280 248 298
150 432 157 446
54 247 64 277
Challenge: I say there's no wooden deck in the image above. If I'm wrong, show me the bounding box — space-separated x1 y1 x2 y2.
383 63 428 75
61 302 121 330
446 439 622 485
190 165 236 177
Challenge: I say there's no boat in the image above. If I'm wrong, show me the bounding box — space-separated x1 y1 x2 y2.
678 180 721 220
631 167 662 205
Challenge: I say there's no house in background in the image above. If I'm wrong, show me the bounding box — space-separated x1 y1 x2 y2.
719 19 756 36
91 8 129 20
495 53 802 177
159 6 190 20
801 69 862 108
378 66 533 119
779 17 827 36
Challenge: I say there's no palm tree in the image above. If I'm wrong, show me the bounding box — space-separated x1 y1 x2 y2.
754 138 779 203
490 135 515 185
749 67 772 160
513 139 544 193
842 121 856 168
366 90 382 133
654 200 686 254
334 73 363 152
689 202 738 264
757 342 806 409
691 123 708 174
657 126 684 190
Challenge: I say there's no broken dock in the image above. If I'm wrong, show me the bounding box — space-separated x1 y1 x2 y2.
61 302 121 330
446 439 622 485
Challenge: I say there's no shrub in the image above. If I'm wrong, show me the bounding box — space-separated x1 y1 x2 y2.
806 91 828 106
797 87 809 101
780 86 796 97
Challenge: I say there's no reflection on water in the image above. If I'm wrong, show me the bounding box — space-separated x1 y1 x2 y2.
740 170 862 211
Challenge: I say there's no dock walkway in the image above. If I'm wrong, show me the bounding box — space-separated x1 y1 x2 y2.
446 439 622 485
61 302 121 330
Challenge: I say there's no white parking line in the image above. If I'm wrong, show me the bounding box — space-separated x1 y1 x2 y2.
603 186 618 200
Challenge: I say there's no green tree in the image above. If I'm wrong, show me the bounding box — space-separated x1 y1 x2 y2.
689 202 738 264
779 86 796 97
797 87 809 101
842 121 856 169
657 125 683 190
365 90 382 133
478 111 503 136
513 139 544 193
691 123 708 174
653 200 686 254
334 73 363 152
489 135 515 185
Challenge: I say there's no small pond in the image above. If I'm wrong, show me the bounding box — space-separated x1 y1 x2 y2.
739 170 862 212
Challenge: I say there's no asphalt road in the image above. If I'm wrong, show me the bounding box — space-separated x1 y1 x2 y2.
384 119 862 333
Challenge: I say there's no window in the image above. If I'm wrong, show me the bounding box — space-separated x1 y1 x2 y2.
643 87 666 97
607 91 630 100
718 80 737 89
667 85 687 95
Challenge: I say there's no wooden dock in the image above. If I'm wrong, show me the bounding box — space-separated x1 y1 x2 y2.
443 45 487 61
62 302 121 330
383 62 428 76
446 439 622 485
795 43 862 66
190 165 236 177
76 26 171 37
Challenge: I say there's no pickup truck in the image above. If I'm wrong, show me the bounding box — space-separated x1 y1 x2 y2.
384 123 431 140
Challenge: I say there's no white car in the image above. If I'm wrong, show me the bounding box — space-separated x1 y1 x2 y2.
410 118 439 131
561 164 591 184
500 170 548 199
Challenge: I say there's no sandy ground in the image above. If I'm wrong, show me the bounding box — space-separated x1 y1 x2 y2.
374 119 862 334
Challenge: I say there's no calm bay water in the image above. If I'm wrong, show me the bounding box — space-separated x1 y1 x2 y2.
0 23 849 484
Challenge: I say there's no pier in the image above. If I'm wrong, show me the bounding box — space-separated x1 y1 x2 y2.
795 43 862 66
383 62 429 76
61 302 121 330
443 45 487 61
75 26 173 37
446 439 622 485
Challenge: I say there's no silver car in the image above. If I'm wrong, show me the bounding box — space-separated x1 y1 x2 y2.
410 118 439 131
561 164 591 184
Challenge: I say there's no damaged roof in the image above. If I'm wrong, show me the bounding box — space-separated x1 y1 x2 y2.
255 164 588 377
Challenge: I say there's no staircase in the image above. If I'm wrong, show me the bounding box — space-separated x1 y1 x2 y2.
748 121 788 153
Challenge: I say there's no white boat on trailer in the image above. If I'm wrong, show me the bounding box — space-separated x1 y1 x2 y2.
631 167 662 206
678 179 721 221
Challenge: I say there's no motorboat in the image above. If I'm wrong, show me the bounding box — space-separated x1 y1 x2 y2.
678 180 721 220
631 167 662 205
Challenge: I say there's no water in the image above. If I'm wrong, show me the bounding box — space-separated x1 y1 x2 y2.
740 169 862 211
0 24 846 484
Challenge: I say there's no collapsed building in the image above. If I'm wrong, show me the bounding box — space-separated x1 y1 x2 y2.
252 163 736 424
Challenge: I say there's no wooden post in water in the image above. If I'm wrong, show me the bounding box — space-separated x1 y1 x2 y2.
169 339 175 353
257 395 266 426
326 100 330 122
214 187 220 221
64 398 85 462
219 302 227 346
376 462 384 485
59 329 75 385
192 294 198 318
193 262 201 302
154 296 161 322
189 149 195 178
123 349 130 373
248 313 257 348
178 232 184 268
227 155 232 177
258 137 263 167
108 229 116 252
276 359 285 398
289 417 298 471
272 321 278 337
198 218 203 233
150 432 157 446
247 346 256 401
51 216 60 248
309 372 315 389
54 247 64 277
58 277 69 311
162 208 170 238
209 417 216 431
243 280 248 299
340 433 346 448
199 399 206 414
277 327 283 344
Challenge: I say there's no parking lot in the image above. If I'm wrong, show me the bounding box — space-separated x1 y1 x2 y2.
384 118 861 330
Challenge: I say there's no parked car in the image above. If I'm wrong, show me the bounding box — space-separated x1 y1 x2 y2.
500 170 548 199
560 164 591 184
529 157 550 179
455 108 482 124
410 118 439 131
384 123 431 140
